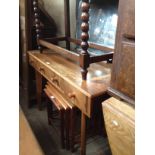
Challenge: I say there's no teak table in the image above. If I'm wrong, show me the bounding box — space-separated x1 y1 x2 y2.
28 50 111 155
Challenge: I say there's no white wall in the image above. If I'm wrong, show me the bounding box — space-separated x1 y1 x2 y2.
40 0 76 38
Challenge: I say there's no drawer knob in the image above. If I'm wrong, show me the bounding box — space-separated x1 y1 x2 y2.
51 77 58 82
39 67 45 73
112 120 118 126
68 93 75 99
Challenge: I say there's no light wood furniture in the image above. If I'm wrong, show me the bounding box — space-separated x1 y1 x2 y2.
108 0 135 105
44 82 76 151
28 50 111 155
102 97 135 155
19 107 44 155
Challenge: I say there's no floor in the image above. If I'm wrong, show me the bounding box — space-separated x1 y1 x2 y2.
20 87 112 155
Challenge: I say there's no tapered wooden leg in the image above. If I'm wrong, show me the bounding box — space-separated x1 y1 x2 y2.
60 110 65 149
65 109 70 150
70 108 75 152
81 112 86 155
35 70 42 110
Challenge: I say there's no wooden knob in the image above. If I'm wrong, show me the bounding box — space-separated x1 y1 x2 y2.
39 67 45 73
51 77 59 83
68 93 75 99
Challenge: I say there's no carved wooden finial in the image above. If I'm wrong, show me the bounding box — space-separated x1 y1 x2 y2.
80 0 90 80
33 0 42 52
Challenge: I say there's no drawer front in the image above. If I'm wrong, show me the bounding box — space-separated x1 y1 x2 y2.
103 104 135 155
29 55 91 117
59 78 90 116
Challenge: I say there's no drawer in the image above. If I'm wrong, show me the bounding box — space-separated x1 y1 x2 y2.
103 98 135 155
29 54 91 117
59 78 90 116
29 55 58 87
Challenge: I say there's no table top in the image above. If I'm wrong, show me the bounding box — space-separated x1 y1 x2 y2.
29 50 111 98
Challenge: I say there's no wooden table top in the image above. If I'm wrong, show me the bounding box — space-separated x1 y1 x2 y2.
29 50 111 98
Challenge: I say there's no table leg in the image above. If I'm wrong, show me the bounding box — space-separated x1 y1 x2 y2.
60 110 65 149
35 70 42 110
81 112 86 155
65 109 70 150
70 107 75 152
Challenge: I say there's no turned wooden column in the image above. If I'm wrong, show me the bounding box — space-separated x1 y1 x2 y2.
33 0 42 52
80 0 90 80
64 0 71 50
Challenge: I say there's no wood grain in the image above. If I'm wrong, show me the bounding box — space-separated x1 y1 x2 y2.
19 107 44 155
28 51 111 117
102 97 135 155
108 0 135 104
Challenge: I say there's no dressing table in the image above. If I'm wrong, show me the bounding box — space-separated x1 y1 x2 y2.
28 0 119 154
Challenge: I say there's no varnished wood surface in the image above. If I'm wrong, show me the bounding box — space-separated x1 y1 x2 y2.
109 0 135 104
19 107 44 155
28 50 111 117
39 39 79 62
102 97 135 155
29 50 111 97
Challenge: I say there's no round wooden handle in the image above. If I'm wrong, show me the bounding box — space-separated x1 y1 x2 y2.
68 92 75 99
51 77 58 82
39 67 45 73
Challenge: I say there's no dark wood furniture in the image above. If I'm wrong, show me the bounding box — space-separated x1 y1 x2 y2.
32 0 114 80
108 0 135 105
102 97 135 155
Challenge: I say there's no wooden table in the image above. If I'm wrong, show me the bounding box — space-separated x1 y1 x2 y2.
28 50 111 155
